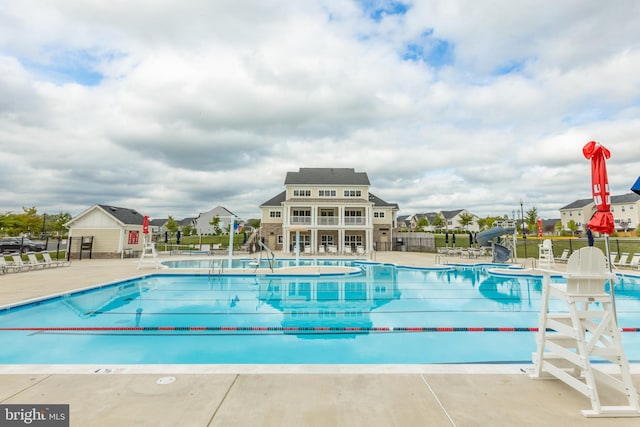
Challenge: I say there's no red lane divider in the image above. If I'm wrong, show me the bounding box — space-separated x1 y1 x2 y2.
1 326 638 333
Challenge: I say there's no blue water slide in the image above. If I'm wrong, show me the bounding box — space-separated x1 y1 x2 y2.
476 226 515 263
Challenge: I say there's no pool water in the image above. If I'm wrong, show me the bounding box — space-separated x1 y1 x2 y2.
1 263 639 364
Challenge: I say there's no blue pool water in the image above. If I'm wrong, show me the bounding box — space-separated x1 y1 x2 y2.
1 262 639 364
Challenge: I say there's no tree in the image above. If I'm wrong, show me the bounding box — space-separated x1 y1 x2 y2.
247 218 261 229
182 224 195 237
476 217 488 231
431 214 445 231
416 216 429 231
209 216 222 236
554 220 564 235
165 216 178 239
46 212 71 236
458 212 475 230
567 219 578 235
525 207 538 236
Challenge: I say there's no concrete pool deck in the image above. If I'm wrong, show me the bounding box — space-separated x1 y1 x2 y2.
1 251 639 426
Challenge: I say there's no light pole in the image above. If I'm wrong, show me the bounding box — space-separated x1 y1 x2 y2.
520 199 527 258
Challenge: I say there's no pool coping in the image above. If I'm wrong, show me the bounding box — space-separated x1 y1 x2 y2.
1 363 639 375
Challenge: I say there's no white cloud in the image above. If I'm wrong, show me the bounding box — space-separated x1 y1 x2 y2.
0 0 639 222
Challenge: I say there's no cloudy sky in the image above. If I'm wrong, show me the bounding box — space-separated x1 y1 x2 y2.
1 0 639 222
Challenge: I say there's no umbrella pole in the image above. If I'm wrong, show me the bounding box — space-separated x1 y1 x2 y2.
604 234 618 325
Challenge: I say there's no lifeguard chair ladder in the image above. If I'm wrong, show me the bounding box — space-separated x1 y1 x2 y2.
538 239 554 269
531 247 639 417
138 235 160 269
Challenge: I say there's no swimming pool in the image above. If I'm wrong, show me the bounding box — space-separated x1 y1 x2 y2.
160 257 369 270
1 263 639 364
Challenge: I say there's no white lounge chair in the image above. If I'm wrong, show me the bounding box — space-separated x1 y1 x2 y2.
0 256 21 273
343 245 352 255
26 252 46 269
327 245 338 255
318 245 326 255
303 245 311 255
623 253 640 269
10 253 31 272
356 246 366 256
554 249 570 262
42 251 70 267
614 252 630 267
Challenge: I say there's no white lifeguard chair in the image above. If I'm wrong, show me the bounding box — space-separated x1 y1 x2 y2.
531 247 639 417
538 239 554 269
138 235 160 269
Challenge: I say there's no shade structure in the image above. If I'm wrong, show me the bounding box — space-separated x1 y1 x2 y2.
142 216 149 235
632 176 640 196
445 232 448 244
583 141 615 235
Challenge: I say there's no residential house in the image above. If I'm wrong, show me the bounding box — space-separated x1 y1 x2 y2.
559 193 640 233
559 198 593 233
259 168 399 253
611 193 640 232
398 210 479 232
194 206 236 235
65 204 146 258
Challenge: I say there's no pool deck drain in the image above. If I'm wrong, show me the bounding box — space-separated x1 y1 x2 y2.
1 252 639 426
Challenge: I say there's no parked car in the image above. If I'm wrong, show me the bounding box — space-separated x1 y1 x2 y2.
0 237 46 253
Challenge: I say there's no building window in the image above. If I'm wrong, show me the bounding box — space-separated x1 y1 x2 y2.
277 235 283 244
343 189 362 197
320 235 334 246
319 189 336 197
344 210 362 217
374 211 385 218
292 209 311 217
293 189 311 197
269 211 281 218
344 235 362 247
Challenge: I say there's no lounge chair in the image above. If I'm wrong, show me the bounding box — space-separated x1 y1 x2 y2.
318 245 326 255
327 245 338 255
0 256 22 273
356 246 366 256
554 249 570 262
614 252 630 267
42 251 70 267
623 253 640 269
26 252 46 269
303 245 311 255
343 245 353 255
10 253 31 272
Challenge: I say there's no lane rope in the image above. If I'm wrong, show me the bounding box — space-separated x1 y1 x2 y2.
1 326 639 333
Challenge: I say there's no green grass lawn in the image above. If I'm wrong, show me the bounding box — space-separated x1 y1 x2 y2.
433 234 640 259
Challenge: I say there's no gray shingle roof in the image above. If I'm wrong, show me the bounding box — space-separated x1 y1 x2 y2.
369 193 399 209
260 191 286 207
440 209 464 219
98 204 145 225
560 198 593 210
611 192 640 204
284 168 370 185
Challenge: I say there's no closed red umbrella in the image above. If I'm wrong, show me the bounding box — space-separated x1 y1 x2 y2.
143 216 149 235
583 141 614 234
583 140 617 321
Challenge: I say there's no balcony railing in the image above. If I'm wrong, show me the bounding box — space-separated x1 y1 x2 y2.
318 217 339 225
288 216 367 226
344 217 365 225
291 216 312 225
